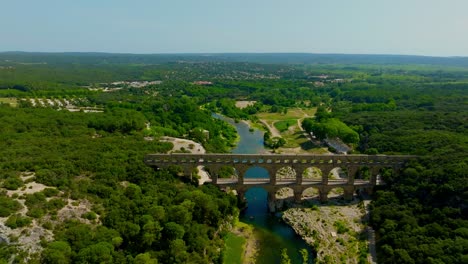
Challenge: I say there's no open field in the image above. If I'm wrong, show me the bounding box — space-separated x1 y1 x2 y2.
274 119 297 132
256 107 316 126
255 107 317 150
0 98 17 107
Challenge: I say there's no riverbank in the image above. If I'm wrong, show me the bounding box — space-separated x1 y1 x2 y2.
283 200 370 263
225 221 259 264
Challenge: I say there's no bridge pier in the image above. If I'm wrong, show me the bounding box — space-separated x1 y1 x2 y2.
205 165 221 184
236 189 246 203
319 187 329 203
267 165 281 185
235 166 248 184
293 188 303 203
321 166 332 185
347 166 358 185
294 164 307 185
370 166 381 185
184 166 195 181
343 186 355 201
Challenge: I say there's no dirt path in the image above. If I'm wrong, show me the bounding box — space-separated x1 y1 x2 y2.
258 108 312 140
259 119 281 138
296 108 312 133
364 200 377 264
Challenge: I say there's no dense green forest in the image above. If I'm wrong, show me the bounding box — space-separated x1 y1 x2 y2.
331 82 468 263
0 53 467 263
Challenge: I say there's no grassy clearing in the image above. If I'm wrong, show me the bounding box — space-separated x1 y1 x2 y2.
282 131 309 148
0 98 18 107
257 108 307 122
223 232 246 264
258 107 316 120
255 107 320 151
274 119 296 132
301 108 317 116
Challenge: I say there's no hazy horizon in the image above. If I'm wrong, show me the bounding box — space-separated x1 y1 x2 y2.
2 0 468 57
1 51 468 59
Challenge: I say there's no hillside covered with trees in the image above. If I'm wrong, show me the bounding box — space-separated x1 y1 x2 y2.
0 53 466 263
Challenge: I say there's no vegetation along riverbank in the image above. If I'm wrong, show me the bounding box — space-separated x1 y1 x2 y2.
0 52 466 263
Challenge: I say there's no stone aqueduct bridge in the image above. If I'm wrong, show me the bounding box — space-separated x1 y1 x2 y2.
145 153 416 206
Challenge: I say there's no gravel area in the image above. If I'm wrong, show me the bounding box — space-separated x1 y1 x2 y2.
283 201 370 263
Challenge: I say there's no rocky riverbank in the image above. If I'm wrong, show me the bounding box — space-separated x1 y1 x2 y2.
282 201 371 263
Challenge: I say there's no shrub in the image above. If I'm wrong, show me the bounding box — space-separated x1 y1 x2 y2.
46 198 67 211
334 220 349 234
26 207 45 218
2 177 24 190
82 212 97 220
25 192 47 207
0 196 23 217
43 188 60 197
5 214 32 229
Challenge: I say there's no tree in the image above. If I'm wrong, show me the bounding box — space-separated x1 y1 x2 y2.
76 242 114 264
168 239 188 263
134 253 158 264
42 241 72 264
164 222 185 240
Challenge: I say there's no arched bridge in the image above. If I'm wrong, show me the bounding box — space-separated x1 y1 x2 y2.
145 153 417 208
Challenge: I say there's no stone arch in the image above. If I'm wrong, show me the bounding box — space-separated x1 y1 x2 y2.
302 166 323 182
327 187 345 200
194 166 211 185
203 165 237 184
163 164 187 176
355 166 371 181
329 167 348 181
242 166 270 183
274 187 296 210
302 186 320 200
240 187 270 215
237 185 280 212
275 166 297 181
354 186 373 198
374 166 396 185
275 187 295 199
327 186 355 201
217 165 237 179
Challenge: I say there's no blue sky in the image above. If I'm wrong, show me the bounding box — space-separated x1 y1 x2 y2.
1 0 467 56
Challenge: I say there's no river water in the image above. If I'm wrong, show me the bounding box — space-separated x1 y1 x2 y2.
213 114 313 264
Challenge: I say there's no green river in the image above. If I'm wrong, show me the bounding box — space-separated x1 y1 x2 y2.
213 114 313 264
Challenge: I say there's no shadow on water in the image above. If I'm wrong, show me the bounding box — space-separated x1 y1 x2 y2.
240 187 313 264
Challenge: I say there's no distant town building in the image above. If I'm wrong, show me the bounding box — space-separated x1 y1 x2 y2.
192 81 213 85
313 81 325 87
